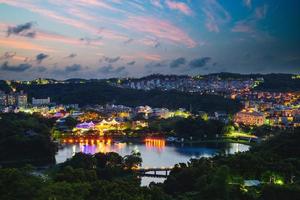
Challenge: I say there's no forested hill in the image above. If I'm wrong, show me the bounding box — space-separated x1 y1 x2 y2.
207 73 300 92
16 81 241 113
254 74 300 92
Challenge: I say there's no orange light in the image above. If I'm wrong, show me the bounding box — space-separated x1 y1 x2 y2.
145 138 165 149
107 139 112 144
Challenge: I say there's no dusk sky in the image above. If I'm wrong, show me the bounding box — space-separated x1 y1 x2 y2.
0 0 299 80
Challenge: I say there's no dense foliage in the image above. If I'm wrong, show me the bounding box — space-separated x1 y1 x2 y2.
162 128 300 199
255 74 300 92
149 117 224 139
0 113 56 166
0 151 171 200
0 80 10 93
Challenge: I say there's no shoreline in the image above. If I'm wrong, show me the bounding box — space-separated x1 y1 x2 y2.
57 135 254 146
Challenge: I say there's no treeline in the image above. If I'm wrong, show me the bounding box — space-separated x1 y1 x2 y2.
0 80 10 93
0 151 170 200
149 117 224 139
0 113 57 166
16 81 241 113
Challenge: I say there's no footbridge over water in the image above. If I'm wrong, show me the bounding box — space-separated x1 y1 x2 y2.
134 167 173 178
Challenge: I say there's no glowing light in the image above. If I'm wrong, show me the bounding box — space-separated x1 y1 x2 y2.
275 179 284 185
145 138 165 150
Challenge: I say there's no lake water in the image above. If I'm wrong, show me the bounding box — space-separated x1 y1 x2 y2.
55 139 250 186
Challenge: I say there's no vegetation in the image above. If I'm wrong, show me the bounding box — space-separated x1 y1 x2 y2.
208 72 300 92
162 128 300 199
150 116 225 139
0 151 171 200
15 81 241 113
0 113 57 166
0 80 10 93
254 74 300 92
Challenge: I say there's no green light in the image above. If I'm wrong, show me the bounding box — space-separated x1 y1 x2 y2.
275 179 284 185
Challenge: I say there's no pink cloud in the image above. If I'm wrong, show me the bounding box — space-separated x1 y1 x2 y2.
0 38 55 52
0 22 103 47
37 31 103 46
119 16 197 48
123 53 161 61
0 0 128 41
138 53 161 61
67 0 123 13
139 38 160 47
165 0 192 15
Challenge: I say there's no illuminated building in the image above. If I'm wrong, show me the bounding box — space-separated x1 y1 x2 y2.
32 97 50 105
131 120 148 129
17 91 27 107
152 108 170 119
7 93 16 106
75 121 95 130
0 91 7 106
95 119 122 134
234 110 265 126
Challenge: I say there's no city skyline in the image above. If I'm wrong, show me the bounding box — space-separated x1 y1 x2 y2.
0 0 300 80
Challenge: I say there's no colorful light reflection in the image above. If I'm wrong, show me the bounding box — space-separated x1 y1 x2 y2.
145 138 166 150
62 137 125 155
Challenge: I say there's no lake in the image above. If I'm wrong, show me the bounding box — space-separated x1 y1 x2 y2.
55 139 250 186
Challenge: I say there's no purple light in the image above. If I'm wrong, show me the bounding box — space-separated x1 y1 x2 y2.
76 121 95 129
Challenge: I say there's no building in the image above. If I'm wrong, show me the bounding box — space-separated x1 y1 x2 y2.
234 110 265 126
32 97 51 105
7 93 16 106
0 91 7 106
17 91 27 107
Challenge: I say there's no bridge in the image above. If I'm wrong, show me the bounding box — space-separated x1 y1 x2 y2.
134 167 173 178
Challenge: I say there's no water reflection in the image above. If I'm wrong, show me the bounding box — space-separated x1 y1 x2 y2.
56 138 250 186
56 138 250 167
145 138 165 152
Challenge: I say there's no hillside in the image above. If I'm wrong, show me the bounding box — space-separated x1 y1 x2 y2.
16 81 241 113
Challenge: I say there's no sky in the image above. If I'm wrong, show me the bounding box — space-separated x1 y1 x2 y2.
0 0 299 80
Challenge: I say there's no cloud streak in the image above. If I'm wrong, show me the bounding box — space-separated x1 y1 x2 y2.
0 52 16 60
203 0 231 33
0 61 32 72
65 64 82 72
170 57 186 68
36 53 49 64
188 57 211 68
165 0 192 15
7 22 36 38
120 16 197 47
99 65 126 74
103 56 121 63
0 38 55 52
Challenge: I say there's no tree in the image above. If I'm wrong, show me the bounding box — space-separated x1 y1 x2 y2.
124 151 142 169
